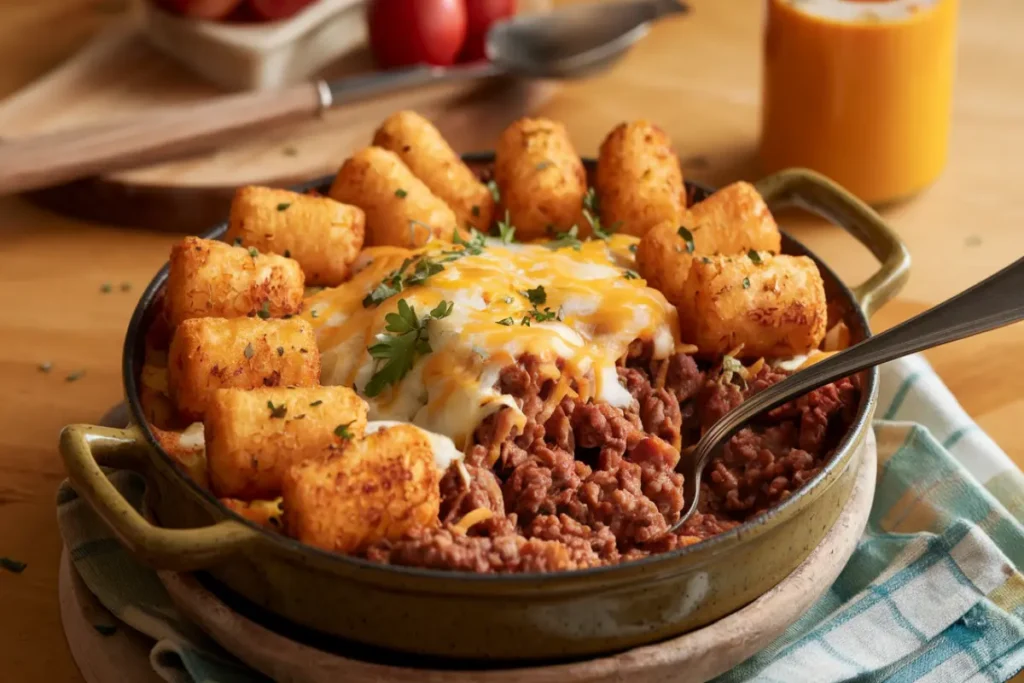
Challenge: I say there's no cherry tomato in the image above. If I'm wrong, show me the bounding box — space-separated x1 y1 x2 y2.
367 0 468 68
154 0 245 20
459 0 516 62
248 0 317 21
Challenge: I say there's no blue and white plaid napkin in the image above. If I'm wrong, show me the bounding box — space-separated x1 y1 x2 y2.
56 355 1024 683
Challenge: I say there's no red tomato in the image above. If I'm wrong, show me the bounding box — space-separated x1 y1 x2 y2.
367 0 468 68
248 0 317 21
459 0 516 62
155 0 245 19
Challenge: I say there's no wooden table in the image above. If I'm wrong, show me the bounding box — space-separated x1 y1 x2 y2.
2 1 1021 681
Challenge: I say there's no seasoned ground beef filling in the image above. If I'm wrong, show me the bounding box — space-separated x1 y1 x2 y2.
365 353 861 573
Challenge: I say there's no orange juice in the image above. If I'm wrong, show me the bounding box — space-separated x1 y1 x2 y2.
760 0 958 204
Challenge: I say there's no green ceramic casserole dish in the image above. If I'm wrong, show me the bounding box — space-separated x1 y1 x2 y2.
59 159 909 662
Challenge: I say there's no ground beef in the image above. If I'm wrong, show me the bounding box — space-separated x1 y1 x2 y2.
363 352 861 573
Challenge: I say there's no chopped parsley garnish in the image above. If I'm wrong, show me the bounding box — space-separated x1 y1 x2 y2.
545 225 582 251
267 401 288 419
363 299 454 397
100 283 112 293
363 234 486 307
38 362 52 373
677 226 695 253
0 557 26 573
628 243 638 254
276 346 284 356
257 300 271 319
471 205 480 217
701 256 712 264
334 422 355 440
65 370 85 382
529 307 559 323
232 237 244 246
742 277 751 289
248 246 259 258
496 317 514 326
496 211 516 244
283 249 291 258
276 202 291 211
243 343 255 359
395 188 407 198
486 180 500 204
624 269 640 280
748 250 763 264
522 285 546 306
582 188 618 240
309 400 323 407
311 309 319 318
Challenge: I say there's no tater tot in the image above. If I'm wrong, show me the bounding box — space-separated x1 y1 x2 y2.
152 423 208 489
225 186 365 287
328 147 457 248
677 252 827 358
206 386 368 499
494 117 586 241
635 220 697 307
686 182 782 255
595 120 687 238
283 424 440 554
165 237 304 329
167 317 320 421
372 111 494 233
221 497 284 531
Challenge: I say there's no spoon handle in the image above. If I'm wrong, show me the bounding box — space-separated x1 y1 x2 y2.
701 255 1024 454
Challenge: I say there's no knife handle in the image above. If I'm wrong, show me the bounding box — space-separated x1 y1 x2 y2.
0 81 323 196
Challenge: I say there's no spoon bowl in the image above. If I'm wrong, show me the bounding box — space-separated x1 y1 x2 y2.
669 255 1024 533
487 0 690 78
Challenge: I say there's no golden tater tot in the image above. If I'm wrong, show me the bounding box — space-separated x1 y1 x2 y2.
168 317 320 422
282 424 440 554
635 221 697 309
151 423 208 489
221 497 284 531
206 386 368 500
596 120 686 237
372 111 494 233
494 117 586 241
165 237 304 329
678 252 827 358
225 186 365 287
686 182 782 255
329 147 457 248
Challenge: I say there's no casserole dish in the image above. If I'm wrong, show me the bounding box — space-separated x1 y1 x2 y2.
59 157 909 661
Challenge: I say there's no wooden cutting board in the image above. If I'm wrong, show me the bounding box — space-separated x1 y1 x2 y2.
0 4 555 232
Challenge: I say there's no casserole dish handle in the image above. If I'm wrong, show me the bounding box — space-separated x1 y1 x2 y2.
59 423 262 571
755 168 911 317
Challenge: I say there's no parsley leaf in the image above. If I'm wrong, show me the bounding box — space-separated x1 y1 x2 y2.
309 400 323 407
582 188 618 240
363 299 453 397
742 277 751 289
334 422 355 440
267 400 287 419
522 285 546 306
496 317 514 326
623 269 640 280
257 300 271 319
545 225 582 251
677 226 695 253
363 235 485 308
244 343 255 359
628 243 638 254
395 188 407 198
276 202 291 211
496 210 516 244
248 246 259 258
486 180 500 204
748 250 763 264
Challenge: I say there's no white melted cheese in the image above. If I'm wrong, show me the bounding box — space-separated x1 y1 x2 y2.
364 420 462 471
307 234 683 448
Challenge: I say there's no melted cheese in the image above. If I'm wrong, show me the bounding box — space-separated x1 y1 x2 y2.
364 420 462 471
304 234 681 448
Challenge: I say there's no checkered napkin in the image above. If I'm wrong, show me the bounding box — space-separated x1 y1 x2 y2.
56 355 1024 683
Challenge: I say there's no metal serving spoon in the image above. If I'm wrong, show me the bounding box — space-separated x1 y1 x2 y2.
669 255 1024 533
0 0 688 196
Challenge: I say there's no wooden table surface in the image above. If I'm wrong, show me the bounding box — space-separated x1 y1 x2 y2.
2 1 1022 681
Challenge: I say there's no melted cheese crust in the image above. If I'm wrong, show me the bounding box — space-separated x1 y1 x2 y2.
303 234 681 448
